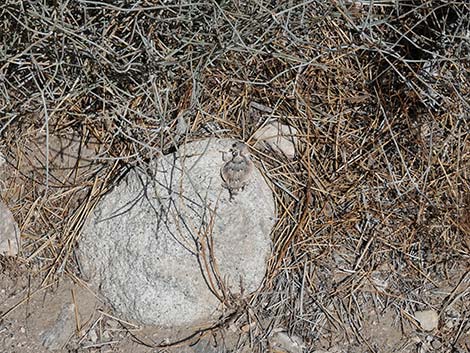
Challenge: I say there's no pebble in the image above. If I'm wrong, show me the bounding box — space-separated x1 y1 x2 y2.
0 201 20 256
89 329 98 343
269 330 304 353
40 303 75 350
431 338 442 349
252 122 298 159
414 309 439 331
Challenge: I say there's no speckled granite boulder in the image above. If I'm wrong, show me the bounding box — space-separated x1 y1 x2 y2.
79 138 275 327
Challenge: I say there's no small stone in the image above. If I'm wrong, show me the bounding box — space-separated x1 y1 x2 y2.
269 330 304 353
414 310 439 331
88 329 98 343
249 101 274 114
431 338 442 349
0 201 20 256
444 319 454 330
252 122 298 159
240 322 254 333
0 151 5 167
40 303 75 350
176 111 189 137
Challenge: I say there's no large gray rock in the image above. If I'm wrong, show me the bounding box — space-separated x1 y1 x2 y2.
0 201 20 256
79 138 275 327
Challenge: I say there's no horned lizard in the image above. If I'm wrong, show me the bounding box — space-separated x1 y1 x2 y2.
220 142 254 200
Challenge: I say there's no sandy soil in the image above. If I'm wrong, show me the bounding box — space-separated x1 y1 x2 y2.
1 256 469 353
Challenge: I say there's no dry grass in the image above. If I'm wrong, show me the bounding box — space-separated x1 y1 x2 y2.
1 0 469 352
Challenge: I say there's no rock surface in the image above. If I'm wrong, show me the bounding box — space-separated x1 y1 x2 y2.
0 201 20 256
414 309 439 331
252 122 298 159
79 138 275 327
269 330 305 353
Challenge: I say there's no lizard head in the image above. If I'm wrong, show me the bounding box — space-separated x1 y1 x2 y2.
231 142 249 155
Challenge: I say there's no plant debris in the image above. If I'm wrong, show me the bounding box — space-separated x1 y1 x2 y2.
0 1 469 352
